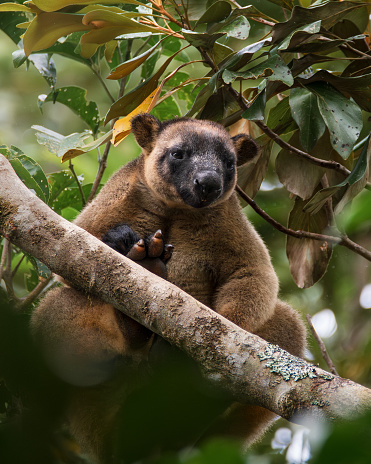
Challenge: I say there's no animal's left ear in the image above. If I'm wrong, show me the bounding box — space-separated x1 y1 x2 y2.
232 134 259 166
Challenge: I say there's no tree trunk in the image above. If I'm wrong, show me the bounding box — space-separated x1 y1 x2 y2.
1 153 370 423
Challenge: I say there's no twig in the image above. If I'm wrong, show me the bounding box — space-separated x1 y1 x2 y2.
87 138 111 203
69 160 86 207
0 237 9 282
16 274 54 311
306 314 339 376
235 185 371 261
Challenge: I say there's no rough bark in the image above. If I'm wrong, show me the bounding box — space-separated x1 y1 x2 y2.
1 153 370 424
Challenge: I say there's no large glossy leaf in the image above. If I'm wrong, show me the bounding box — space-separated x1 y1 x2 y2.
308 82 363 159
289 87 325 152
0 145 49 203
31 0 143 12
107 41 162 80
242 88 266 121
105 53 177 124
237 140 271 198
287 197 332 288
32 125 91 157
303 136 371 214
277 20 321 51
195 1 231 25
22 12 91 56
272 1 368 44
79 9 159 58
182 30 226 50
223 53 293 87
111 86 162 146
266 96 297 135
297 70 371 112
275 131 325 201
47 170 76 206
38 86 100 134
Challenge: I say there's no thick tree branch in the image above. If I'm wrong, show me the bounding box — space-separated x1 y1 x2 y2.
1 154 371 424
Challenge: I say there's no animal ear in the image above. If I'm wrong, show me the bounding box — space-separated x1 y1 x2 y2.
232 134 259 166
131 114 161 152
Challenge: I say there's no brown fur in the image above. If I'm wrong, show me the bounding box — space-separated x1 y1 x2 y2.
31 116 306 461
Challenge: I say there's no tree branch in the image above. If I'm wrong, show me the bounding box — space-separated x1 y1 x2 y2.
1 154 370 423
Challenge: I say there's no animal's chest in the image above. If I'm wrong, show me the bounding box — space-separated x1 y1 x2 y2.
165 226 218 308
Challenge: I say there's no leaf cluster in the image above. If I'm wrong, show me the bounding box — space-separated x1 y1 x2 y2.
0 1 370 289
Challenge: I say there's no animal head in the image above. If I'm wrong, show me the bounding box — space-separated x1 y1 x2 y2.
131 114 259 209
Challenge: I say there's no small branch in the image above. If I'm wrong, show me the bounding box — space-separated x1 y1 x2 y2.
0 237 9 282
69 160 86 207
90 63 115 104
306 314 339 376
16 274 54 311
87 139 111 203
255 121 351 177
235 185 371 261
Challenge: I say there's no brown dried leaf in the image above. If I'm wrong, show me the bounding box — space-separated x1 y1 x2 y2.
287 196 332 288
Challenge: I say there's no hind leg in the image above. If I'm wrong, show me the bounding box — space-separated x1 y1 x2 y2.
209 300 306 446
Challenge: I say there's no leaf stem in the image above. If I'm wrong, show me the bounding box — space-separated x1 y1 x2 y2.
306 314 339 376
69 160 86 207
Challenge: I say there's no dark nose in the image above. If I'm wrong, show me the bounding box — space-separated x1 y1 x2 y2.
193 171 222 204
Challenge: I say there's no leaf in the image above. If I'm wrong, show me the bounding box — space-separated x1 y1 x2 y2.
303 136 371 214
104 53 177 124
272 1 368 44
107 40 162 80
308 82 363 159
275 131 325 200
196 1 232 25
79 9 159 58
47 170 76 206
287 197 332 288
111 86 162 146
52 183 96 214
220 16 250 41
237 141 271 198
242 88 266 121
151 96 181 122
22 12 92 56
31 0 144 12
38 86 100 134
266 96 297 135
0 145 49 203
277 20 322 51
289 87 325 152
61 131 112 162
223 53 293 87
32 125 91 157
182 30 226 50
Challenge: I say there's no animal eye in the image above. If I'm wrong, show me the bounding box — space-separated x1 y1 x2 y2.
226 159 235 170
169 149 184 160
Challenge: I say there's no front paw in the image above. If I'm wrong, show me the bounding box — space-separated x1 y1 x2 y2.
102 225 173 278
127 230 173 279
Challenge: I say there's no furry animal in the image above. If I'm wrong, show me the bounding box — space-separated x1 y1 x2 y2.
31 115 306 462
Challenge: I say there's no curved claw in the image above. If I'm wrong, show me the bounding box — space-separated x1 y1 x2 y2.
162 244 174 263
126 239 146 261
148 229 164 258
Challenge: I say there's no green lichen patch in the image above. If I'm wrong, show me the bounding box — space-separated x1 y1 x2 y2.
258 344 335 382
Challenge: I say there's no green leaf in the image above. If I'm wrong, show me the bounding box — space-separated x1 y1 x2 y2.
272 1 368 44
52 183 97 214
151 96 181 121
32 0 144 12
266 96 297 135
0 145 49 203
242 88 266 121
47 170 77 206
308 82 363 159
22 12 91 56
277 20 322 51
32 125 91 158
38 86 100 134
287 195 332 288
196 1 232 25
0 9 29 44
289 88 325 152
303 136 371 214
220 16 250 40
223 53 293 87
182 30 226 50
